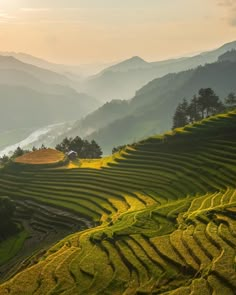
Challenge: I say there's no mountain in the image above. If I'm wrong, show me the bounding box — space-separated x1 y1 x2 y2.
57 99 129 141
64 52 236 154
0 122 74 156
101 56 151 73
0 56 70 85
218 49 236 63
0 85 99 132
0 51 115 77
0 56 100 147
1 110 236 293
82 40 236 101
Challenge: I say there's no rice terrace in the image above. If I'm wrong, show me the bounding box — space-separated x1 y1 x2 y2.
0 110 236 294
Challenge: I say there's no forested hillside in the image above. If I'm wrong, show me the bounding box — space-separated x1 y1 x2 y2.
82 40 236 101
64 52 236 154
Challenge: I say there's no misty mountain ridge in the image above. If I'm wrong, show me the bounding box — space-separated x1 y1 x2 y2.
0 51 115 78
61 50 236 154
82 40 236 101
0 55 101 150
1 40 236 155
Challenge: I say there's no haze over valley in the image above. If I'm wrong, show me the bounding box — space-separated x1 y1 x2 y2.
1 1 236 294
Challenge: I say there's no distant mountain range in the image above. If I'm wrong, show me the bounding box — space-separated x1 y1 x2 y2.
1 40 236 155
82 40 236 101
62 49 236 154
0 51 114 78
0 55 101 150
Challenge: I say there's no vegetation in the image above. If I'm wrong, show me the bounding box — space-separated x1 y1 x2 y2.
0 229 28 266
68 54 236 154
83 41 236 102
0 110 236 293
0 56 100 134
0 197 17 240
112 144 127 154
56 136 102 158
0 137 102 167
172 88 228 129
0 145 47 167
225 92 236 108
218 49 236 63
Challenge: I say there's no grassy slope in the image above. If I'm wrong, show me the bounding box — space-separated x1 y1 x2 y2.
0 230 28 267
0 111 236 294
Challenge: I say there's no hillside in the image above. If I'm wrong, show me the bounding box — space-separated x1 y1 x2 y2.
0 52 112 77
66 53 236 154
0 85 99 132
0 111 236 294
82 40 236 101
0 56 100 148
0 56 69 85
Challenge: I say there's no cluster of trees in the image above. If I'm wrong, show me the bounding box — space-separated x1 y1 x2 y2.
173 88 236 129
0 137 103 166
0 197 17 240
56 136 103 159
0 145 47 166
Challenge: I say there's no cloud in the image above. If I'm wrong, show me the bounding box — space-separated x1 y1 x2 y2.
217 0 236 26
218 0 235 6
0 10 16 22
20 8 50 12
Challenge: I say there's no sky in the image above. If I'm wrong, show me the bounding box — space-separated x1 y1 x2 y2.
0 0 236 64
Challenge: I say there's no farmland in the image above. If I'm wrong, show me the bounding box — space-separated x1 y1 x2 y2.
0 111 236 294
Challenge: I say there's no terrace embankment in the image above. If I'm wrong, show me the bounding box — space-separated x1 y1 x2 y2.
0 111 236 294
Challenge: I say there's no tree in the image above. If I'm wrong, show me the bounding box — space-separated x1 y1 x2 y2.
187 95 201 123
70 136 84 155
12 147 24 158
56 137 73 153
197 88 222 118
0 155 10 165
225 92 236 107
56 136 103 159
172 99 189 129
90 140 103 158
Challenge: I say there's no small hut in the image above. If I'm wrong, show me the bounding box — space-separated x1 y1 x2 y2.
67 150 78 161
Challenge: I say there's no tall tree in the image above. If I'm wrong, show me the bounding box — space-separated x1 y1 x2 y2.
197 88 222 118
187 95 201 123
225 92 236 107
12 147 29 158
56 136 103 159
90 140 103 158
172 99 189 129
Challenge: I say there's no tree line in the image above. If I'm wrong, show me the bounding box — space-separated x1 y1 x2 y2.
0 137 103 166
172 88 236 129
55 136 102 158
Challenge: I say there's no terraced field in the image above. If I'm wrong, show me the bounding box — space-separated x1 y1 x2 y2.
0 111 236 294
13 148 67 167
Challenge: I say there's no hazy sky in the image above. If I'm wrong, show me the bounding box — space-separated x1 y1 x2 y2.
0 0 236 64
